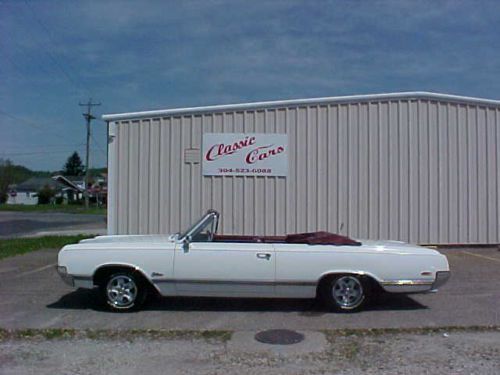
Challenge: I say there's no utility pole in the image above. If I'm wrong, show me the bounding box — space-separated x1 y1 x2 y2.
79 98 101 209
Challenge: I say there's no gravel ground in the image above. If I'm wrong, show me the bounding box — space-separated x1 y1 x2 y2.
1 330 499 375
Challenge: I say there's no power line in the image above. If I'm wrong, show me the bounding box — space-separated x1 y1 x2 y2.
0 109 53 132
21 0 90 98
0 39 64 81
2 143 85 152
90 133 107 156
0 110 80 144
0 149 85 157
0 142 86 156
0 52 31 81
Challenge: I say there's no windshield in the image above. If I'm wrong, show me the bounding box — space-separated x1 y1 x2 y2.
180 210 219 242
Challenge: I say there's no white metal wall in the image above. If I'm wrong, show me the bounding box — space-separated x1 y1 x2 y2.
107 96 500 244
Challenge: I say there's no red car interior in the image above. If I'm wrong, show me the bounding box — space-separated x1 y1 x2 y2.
213 231 361 246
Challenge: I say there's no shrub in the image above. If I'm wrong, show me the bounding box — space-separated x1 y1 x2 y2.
37 185 55 204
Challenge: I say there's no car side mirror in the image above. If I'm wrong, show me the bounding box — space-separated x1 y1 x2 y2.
182 236 191 252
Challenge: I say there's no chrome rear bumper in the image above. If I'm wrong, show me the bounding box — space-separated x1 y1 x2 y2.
381 271 450 293
431 271 451 290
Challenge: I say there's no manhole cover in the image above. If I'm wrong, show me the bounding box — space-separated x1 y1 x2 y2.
254 329 305 345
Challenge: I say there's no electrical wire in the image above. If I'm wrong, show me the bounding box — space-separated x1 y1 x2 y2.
90 133 107 156
0 38 64 80
21 0 91 98
0 149 86 157
0 110 82 144
0 52 31 81
1 146 85 157
2 143 85 152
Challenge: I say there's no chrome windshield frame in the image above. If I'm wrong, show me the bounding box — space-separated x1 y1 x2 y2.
179 210 219 242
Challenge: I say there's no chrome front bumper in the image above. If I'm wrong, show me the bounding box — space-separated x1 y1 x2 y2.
56 266 74 286
56 266 93 288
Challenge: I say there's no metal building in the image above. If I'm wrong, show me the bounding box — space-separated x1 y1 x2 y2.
102 92 500 245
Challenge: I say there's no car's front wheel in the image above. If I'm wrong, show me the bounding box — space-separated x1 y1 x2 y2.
101 272 147 312
322 275 367 312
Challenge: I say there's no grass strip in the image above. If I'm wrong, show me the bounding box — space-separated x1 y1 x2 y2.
0 328 232 342
0 326 497 343
322 325 500 343
0 204 106 215
0 235 91 260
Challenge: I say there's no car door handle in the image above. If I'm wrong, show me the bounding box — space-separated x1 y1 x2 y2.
256 253 271 260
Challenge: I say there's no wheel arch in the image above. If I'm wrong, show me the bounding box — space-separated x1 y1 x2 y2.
315 270 384 297
92 263 160 294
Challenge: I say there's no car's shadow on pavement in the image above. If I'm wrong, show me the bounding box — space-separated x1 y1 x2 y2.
47 288 428 314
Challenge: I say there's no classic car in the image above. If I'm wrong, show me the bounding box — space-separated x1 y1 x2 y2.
57 210 450 312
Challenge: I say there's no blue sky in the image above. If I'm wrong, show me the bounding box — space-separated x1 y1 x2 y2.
1 0 500 171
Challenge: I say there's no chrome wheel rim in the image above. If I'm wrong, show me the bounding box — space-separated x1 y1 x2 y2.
106 275 137 308
332 276 364 308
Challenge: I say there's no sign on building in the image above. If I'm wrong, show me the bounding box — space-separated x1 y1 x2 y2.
202 133 288 176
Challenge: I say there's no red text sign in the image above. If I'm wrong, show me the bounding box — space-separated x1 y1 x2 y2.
202 133 288 176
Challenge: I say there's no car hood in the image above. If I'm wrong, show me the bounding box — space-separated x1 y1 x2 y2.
78 234 176 244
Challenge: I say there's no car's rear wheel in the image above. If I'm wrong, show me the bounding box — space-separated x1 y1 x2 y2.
101 272 147 312
322 275 367 312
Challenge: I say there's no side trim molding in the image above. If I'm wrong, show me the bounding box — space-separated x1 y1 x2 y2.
152 278 317 287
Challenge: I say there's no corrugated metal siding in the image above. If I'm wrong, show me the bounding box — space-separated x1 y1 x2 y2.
107 98 500 244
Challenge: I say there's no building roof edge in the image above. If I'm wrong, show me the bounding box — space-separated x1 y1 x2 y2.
102 91 500 121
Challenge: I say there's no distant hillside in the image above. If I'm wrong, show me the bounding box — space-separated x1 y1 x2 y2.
0 158 107 203
0 160 49 202
0 159 106 194
0 160 51 186
88 167 107 176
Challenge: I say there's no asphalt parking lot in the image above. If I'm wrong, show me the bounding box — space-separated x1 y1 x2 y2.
0 246 499 330
0 211 106 238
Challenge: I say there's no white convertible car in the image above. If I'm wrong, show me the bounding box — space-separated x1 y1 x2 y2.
57 210 450 312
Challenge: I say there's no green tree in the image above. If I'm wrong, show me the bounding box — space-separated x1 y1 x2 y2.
37 185 55 204
62 152 85 176
0 159 13 203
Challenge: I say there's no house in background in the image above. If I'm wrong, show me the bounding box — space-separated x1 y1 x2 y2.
7 173 107 206
7 177 63 205
52 175 85 202
53 174 107 206
90 172 108 206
